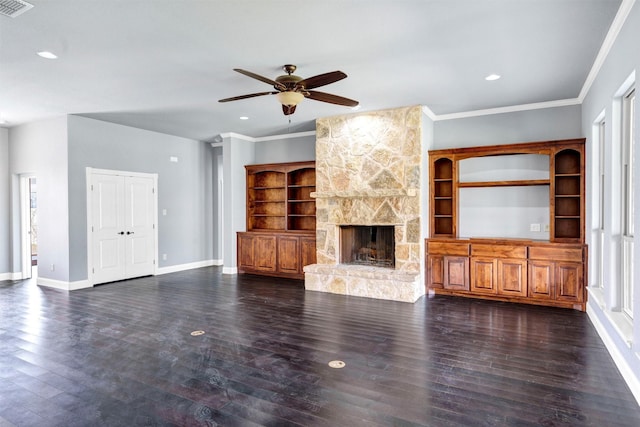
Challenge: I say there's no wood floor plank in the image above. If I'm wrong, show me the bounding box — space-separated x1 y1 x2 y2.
1 267 639 426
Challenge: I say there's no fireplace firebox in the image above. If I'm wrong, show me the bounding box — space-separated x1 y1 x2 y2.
340 225 395 268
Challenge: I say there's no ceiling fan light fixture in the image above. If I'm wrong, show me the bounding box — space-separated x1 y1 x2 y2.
276 91 304 106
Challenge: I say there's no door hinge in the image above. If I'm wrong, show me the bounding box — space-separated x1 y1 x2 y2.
91 184 93 191
92 267 94 274
153 259 156 265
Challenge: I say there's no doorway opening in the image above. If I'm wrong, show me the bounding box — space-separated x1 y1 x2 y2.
20 175 37 279
30 178 37 267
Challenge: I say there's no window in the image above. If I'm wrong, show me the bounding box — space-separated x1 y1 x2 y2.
622 87 635 318
595 118 606 289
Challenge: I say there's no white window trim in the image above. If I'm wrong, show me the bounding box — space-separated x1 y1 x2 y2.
621 86 635 319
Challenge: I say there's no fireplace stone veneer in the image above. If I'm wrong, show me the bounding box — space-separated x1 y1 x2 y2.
304 106 425 303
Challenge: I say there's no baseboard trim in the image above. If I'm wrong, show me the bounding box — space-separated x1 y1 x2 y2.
222 266 238 275
587 302 640 405
156 259 218 275
38 277 92 291
0 272 23 281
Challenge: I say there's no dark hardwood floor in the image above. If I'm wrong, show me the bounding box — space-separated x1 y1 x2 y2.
1 267 639 426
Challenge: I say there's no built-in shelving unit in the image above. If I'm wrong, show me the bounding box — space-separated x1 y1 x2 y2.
240 161 316 279
287 167 316 232
431 157 455 237
426 138 586 310
552 149 583 241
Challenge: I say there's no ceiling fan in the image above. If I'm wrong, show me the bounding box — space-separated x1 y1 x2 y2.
218 64 359 116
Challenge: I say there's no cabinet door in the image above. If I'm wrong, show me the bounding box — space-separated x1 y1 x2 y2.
498 259 527 297
528 260 554 299
427 255 445 289
555 262 583 302
278 236 300 274
253 235 277 272
300 237 317 268
444 256 469 291
238 234 255 269
470 257 497 294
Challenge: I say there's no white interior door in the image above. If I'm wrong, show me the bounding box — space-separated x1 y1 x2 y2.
91 172 156 285
123 176 155 279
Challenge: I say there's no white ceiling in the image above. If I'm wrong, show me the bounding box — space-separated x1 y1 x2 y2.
0 0 624 141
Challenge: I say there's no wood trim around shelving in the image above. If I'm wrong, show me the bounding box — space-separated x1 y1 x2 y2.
458 179 550 188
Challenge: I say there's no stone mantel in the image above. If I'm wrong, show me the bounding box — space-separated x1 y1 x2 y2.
311 189 419 198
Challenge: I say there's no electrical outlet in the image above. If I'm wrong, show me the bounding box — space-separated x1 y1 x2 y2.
162 254 167 261
544 224 550 232
530 223 541 232
50 263 55 271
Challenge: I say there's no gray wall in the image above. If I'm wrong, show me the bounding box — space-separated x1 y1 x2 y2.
421 111 434 240
67 115 214 281
434 104 582 149
0 128 9 276
581 1 640 398
221 134 254 272
254 134 316 164
9 117 70 282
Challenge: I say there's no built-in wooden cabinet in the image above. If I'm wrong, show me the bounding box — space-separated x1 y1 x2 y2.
238 232 316 279
239 161 316 279
426 238 587 310
426 139 587 311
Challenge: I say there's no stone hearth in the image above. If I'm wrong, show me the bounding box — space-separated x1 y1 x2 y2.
304 106 425 303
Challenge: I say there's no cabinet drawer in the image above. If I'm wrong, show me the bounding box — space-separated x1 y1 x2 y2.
427 241 469 256
471 243 526 259
528 246 582 262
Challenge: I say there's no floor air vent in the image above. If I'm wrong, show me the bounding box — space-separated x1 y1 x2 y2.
0 0 33 18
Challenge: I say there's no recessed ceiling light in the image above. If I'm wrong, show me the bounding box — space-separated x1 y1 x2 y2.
239 116 249 120
37 51 58 59
485 74 501 81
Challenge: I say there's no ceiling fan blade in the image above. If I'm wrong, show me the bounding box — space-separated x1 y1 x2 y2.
234 69 286 90
218 91 277 103
306 90 359 107
282 104 297 116
296 71 347 90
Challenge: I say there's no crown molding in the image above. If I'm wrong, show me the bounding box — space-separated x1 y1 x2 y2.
579 0 636 101
421 106 437 121
218 130 316 143
426 0 634 122
431 98 581 121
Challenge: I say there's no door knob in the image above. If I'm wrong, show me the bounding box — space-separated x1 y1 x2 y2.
126 231 134 235
117 231 125 235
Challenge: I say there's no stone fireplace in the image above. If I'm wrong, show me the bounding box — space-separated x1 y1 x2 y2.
304 106 425 303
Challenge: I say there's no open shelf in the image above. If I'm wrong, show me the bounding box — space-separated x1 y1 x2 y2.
553 149 583 241
246 162 316 233
431 157 454 236
458 179 550 188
